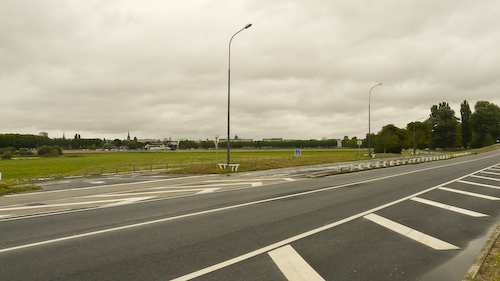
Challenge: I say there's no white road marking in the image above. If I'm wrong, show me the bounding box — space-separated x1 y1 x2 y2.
2 159 498 279
103 196 155 207
479 171 500 176
364 213 460 250
0 197 153 211
438 187 500 200
196 188 220 194
4 175 205 197
457 180 500 190
151 183 255 189
251 182 263 187
83 188 221 197
410 197 488 217
471 174 500 181
0 215 12 218
268 245 325 281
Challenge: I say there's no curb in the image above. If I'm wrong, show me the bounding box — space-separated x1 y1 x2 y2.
463 224 500 280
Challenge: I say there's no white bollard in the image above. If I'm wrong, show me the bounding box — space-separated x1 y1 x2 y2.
358 164 364 170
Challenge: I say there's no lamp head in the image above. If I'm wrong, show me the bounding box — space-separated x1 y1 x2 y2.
245 23 252 29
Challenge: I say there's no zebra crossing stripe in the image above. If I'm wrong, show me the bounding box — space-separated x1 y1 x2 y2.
268 245 325 281
364 213 460 250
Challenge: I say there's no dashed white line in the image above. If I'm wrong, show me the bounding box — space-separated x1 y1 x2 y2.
268 245 325 281
410 197 488 217
364 213 460 250
471 175 500 182
479 171 500 176
438 187 500 200
457 180 500 190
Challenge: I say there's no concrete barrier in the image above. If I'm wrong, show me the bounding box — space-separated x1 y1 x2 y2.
358 164 364 170
349 165 355 172
389 161 395 166
375 162 381 168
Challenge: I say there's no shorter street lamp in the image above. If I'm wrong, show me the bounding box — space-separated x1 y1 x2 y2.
368 82 382 157
413 117 424 155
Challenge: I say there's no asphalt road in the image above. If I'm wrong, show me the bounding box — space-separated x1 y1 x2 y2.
1 150 500 280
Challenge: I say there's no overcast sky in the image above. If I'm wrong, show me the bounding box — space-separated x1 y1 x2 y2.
1 1 500 141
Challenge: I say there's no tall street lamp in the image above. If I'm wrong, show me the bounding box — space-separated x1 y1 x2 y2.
227 23 252 168
368 82 382 157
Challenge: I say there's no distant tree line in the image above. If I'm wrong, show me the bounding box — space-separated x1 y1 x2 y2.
179 139 338 149
1 100 498 156
366 100 500 154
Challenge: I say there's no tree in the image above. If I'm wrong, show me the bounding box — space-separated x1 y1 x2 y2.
460 100 472 148
429 102 458 150
469 101 500 147
406 121 429 152
375 124 409 154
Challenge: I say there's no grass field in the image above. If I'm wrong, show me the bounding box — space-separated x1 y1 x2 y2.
3 145 495 195
0 149 377 181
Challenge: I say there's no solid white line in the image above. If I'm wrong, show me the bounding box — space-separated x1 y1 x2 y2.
103 196 155 207
471 175 500 182
410 197 488 217
151 182 254 189
2 157 498 275
364 213 460 250
0 215 12 218
268 245 325 281
196 188 220 194
457 180 500 190
83 189 214 197
438 187 500 200
0 199 130 211
3 175 206 197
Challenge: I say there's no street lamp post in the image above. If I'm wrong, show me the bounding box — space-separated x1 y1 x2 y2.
413 117 424 155
227 23 252 168
368 82 382 158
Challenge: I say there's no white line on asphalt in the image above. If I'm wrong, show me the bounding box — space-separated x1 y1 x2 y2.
251 182 263 187
151 182 255 189
364 213 460 250
0 215 12 218
457 180 500 190
268 245 325 281
3 175 207 197
410 197 488 217
0 197 152 211
83 189 218 197
471 175 500 182
2 159 498 279
480 171 500 176
103 196 155 207
171 163 500 280
438 187 500 200
196 188 220 194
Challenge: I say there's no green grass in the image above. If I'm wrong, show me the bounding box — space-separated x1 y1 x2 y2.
0 179 41 196
0 149 380 180
2 145 496 183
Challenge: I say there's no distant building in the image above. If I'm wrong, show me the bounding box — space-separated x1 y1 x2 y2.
39 132 48 137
